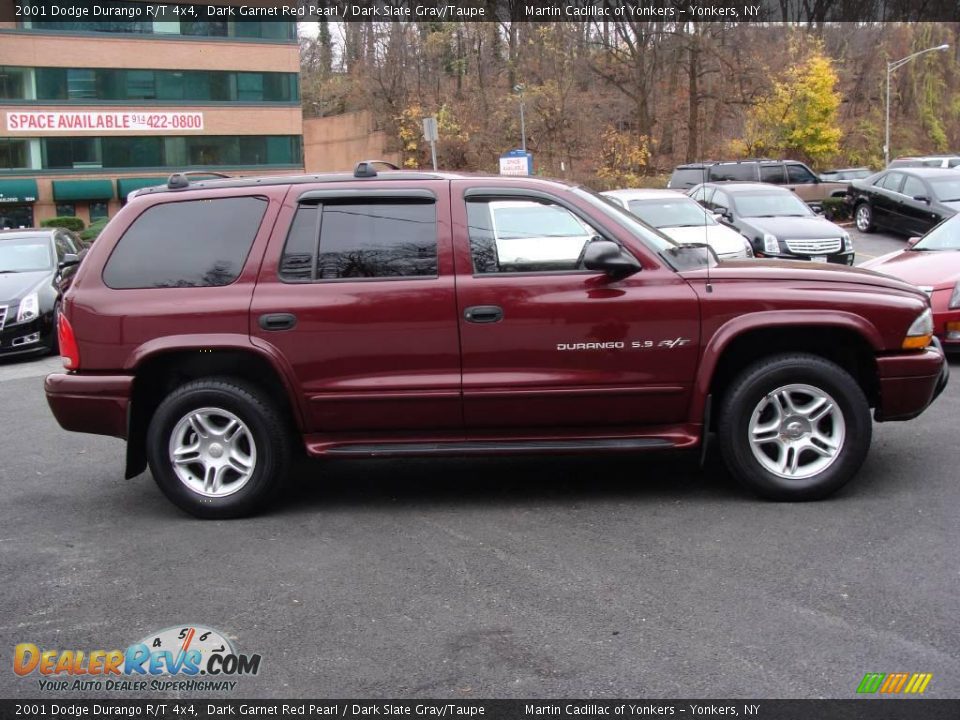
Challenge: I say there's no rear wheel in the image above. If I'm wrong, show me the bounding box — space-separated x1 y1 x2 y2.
718 354 872 501
146 378 291 518
854 202 875 233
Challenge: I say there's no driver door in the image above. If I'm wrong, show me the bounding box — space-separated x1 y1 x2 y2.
451 181 701 433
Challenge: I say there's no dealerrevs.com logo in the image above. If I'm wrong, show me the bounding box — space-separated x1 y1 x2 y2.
13 625 261 692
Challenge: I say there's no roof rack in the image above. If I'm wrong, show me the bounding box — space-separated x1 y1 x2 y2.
354 160 400 178
167 170 231 190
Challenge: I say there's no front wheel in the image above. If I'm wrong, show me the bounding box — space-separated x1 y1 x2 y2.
718 354 872 501
146 378 291 518
854 202 875 233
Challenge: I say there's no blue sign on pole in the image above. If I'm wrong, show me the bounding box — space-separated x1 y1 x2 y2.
499 149 534 176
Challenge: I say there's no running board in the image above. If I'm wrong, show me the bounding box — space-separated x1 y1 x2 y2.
323 438 675 458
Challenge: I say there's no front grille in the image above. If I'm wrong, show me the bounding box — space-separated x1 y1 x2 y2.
784 238 843 255
0 305 7 331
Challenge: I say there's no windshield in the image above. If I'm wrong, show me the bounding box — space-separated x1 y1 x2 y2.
627 198 716 228
914 214 960 250
491 203 589 238
0 237 53 273
571 187 677 253
927 177 960 202
733 192 814 218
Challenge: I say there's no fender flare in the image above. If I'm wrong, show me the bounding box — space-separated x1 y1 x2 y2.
689 310 883 424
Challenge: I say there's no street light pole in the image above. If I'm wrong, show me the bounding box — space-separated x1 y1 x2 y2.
885 43 950 167
514 84 526 153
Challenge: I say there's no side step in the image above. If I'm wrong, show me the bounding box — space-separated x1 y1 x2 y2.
324 438 675 458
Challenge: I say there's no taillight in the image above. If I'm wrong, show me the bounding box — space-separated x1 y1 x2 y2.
58 313 80 370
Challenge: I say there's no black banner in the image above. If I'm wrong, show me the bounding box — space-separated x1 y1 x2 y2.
3 0 960 24
2 700 960 720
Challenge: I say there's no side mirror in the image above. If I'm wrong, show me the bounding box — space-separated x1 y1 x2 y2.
907 236 922 248
59 253 79 268
582 240 641 279
813 205 825 215
912 195 930 204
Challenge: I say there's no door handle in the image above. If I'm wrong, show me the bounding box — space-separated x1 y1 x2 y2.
463 305 503 323
258 313 297 331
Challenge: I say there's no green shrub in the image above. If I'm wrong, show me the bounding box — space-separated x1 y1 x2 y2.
820 197 850 222
41 216 85 232
79 217 109 243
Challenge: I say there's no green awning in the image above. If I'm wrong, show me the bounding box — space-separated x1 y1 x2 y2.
117 177 167 199
0 179 38 204
52 179 114 202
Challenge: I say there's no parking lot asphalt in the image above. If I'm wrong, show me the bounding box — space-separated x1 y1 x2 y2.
2 230 958 700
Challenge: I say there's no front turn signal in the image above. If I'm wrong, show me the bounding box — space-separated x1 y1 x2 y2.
902 308 933 350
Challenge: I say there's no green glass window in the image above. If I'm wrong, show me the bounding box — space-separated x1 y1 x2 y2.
29 136 300 171
0 139 30 170
14 67 298 103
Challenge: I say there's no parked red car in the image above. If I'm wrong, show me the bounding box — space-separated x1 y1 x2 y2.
45 167 948 517
861 214 960 350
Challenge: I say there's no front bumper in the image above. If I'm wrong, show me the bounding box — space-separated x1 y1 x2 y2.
755 250 855 265
0 316 49 356
45 372 133 439
874 338 949 422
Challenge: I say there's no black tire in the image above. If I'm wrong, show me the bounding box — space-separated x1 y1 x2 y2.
717 353 872 501
146 377 292 518
854 202 875 233
48 302 61 355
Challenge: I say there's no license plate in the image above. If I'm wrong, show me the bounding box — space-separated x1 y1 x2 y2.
810 256 828 263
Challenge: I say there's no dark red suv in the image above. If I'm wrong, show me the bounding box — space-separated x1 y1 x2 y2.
45 165 949 517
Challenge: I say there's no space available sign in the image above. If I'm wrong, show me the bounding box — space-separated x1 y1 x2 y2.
6 111 204 132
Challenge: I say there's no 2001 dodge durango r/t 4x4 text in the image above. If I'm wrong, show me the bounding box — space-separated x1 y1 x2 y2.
45 164 949 518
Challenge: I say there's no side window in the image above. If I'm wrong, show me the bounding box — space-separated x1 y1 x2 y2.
279 200 437 281
878 172 904 192
785 164 817 183
467 198 598 274
690 186 714 205
760 164 787 184
103 196 267 289
709 163 757 182
711 190 731 212
901 176 926 199
54 232 74 259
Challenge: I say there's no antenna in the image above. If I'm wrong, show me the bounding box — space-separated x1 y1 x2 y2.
699 111 713 294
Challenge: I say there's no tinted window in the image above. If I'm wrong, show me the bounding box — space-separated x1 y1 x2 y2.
901 176 927 199
690 186 714 204
279 205 318 281
785 164 817 183
669 167 709 188
711 190 732 210
103 197 266 289
927 177 960 202
0 237 53 272
759 165 787 184
315 202 437 280
709 163 757 182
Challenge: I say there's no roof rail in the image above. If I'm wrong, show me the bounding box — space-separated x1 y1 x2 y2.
354 160 400 178
167 170 231 190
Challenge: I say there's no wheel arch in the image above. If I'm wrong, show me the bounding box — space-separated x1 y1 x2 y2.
692 313 882 428
124 337 304 479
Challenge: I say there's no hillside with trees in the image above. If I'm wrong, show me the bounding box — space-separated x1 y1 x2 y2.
299 19 960 186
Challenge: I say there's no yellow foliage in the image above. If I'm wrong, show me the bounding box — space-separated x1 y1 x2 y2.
596 128 650 187
745 48 842 165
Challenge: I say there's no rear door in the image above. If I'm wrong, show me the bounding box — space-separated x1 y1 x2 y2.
871 172 905 229
250 182 462 435
451 181 700 433
899 174 941 235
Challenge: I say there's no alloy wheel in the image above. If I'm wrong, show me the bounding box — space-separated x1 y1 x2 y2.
168 407 257 497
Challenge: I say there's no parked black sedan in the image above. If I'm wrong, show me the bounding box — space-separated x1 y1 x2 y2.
687 182 854 264
848 167 960 237
0 229 82 359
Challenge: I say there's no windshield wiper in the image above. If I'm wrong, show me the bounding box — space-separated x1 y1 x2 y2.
0 270 20 274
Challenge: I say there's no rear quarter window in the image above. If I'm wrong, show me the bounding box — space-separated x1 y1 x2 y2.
102 196 267 289
669 168 709 188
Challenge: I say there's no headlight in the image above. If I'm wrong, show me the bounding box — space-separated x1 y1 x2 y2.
16 292 39 323
742 238 754 258
762 233 780 254
843 232 853 252
950 281 960 309
902 308 934 350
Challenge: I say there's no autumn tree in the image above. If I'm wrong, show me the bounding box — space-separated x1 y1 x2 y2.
745 46 843 166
